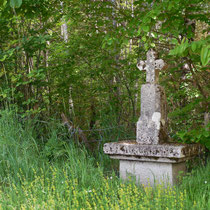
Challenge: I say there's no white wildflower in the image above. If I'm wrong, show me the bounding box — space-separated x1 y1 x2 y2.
85 190 92 193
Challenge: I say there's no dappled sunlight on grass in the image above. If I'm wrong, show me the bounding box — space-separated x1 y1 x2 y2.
0 167 190 209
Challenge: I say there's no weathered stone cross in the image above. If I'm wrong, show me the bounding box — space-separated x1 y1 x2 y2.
103 49 204 187
136 49 167 145
137 49 165 84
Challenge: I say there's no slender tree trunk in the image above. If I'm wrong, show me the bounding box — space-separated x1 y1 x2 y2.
61 1 74 117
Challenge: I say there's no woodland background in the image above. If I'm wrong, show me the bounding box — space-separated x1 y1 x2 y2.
0 0 209 150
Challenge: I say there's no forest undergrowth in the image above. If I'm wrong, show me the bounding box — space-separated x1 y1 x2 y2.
0 110 209 209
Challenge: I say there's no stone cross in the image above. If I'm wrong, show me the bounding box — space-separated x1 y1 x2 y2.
103 49 204 187
137 49 165 84
136 49 168 145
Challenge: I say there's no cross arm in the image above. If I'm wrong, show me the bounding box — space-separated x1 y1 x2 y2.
154 59 165 70
137 60 146 71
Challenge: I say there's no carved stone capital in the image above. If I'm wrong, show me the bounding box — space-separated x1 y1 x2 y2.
103 141 204 161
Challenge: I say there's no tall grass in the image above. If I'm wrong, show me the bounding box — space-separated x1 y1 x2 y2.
0 110 209 209
0 110 42 183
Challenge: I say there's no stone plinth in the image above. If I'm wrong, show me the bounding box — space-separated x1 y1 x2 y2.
120 160 186 186
104 141 204 186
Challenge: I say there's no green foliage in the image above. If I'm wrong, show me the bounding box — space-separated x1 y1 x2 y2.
0 0 209 206
0 0 209 149
0 48 15 62
0 109 41 182
42 131 68 161
0 110 209 209
10 0 22 8
200 44 210 66
0 109 102 186
175 125 210 149
169 37 210 66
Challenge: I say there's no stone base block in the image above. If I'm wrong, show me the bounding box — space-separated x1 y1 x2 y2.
103 141 204 187
104 141 204 160
120 160 186 186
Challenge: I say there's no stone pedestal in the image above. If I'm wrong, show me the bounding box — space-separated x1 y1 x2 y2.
104 141 204 186
120 160 186 186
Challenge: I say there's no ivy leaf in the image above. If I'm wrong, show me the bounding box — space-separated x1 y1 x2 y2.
201 45 210 66
168 2 174 11
142 25 150 32
150 43 155 47
10 0 22 8
0 0 7 7
171 38 178 45
107 38 113 46
0 54 7 62
142 36 147 42
191 42 197 52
